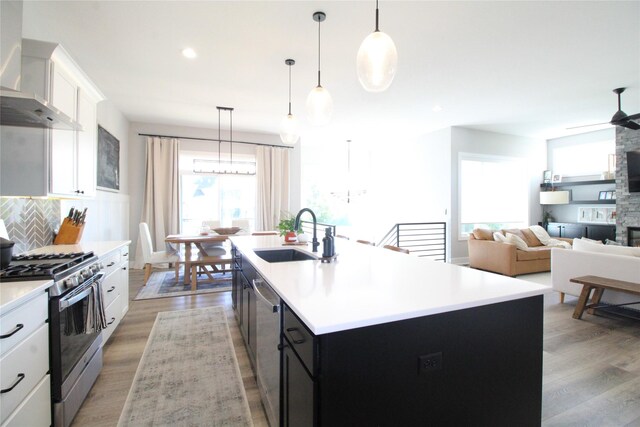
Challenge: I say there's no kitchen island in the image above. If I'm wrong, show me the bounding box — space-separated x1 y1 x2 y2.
231 235 549 426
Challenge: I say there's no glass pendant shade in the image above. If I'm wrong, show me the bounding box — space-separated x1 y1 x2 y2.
306 85 333 126
280 114 299 145
357 30 397 92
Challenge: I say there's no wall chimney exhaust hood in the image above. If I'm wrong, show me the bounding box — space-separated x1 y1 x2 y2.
0 90 81 130
0 0 81 130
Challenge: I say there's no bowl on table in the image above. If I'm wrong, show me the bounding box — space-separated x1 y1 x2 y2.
213 227 242 235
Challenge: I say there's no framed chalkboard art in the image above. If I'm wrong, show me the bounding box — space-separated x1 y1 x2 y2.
97 125 120 191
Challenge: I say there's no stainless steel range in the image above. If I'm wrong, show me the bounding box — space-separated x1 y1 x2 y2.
0 251 105 427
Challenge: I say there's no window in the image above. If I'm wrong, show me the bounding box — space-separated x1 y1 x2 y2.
551 140 614 177
179 151 256 234
459 154 529 238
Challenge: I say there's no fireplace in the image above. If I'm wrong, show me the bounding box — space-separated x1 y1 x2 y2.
628 227 640 247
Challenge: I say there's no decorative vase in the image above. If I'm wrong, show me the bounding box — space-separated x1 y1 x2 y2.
285 231 297 243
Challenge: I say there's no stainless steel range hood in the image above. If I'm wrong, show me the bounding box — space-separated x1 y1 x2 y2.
1 90 81 130
0 0 80 130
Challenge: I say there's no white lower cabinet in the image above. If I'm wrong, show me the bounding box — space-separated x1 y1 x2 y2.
1 376 51 427
100 244 129 345
0 292 50 426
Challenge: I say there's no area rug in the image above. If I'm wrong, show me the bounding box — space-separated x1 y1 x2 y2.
117 306 253 427
134 270 232 300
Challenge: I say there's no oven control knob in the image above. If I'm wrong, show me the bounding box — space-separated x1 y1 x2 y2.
64 277 78 288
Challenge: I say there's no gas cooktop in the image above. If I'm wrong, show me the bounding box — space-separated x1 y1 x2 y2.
0 252 97 282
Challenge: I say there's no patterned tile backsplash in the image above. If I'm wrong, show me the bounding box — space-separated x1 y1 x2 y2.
0 198 61 254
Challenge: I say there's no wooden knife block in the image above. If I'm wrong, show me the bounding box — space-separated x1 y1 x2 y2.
54 218 85 244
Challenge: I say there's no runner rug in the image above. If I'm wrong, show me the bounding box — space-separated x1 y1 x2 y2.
134 270 232 300
117 306 253 426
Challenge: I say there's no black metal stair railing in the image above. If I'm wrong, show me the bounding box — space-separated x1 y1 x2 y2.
300 220 336 239
378 222 446 262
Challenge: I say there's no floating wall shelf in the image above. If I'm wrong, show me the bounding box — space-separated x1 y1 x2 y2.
539 179 615 189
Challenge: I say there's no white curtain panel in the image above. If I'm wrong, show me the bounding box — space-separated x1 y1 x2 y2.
256 146 290 231
134 137 181 268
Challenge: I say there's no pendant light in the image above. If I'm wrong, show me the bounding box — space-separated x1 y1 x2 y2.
280 59 299 145
306 11 333 126
357 0 397 92
217 106 236 174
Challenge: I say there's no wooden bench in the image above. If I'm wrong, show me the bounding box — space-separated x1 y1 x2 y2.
569 275 640 319
178 253 233 291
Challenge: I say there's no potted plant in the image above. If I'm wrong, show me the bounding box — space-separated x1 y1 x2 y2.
278 213 301 242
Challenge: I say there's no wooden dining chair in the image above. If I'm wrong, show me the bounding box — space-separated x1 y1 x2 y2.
356 239 375 246
252 231 279 236
383 244 410 254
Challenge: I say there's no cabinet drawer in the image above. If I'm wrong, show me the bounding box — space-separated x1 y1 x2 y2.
102 294 121 345
0 324 49 423
102 250 121 277
283 304 317 377
1 375 50 427
102 275 119 308
0 292 47 357
120 246 130 262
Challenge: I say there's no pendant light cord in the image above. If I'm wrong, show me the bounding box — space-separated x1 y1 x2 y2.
217 106 234 172
230 109 233 168
317 17 322 87
288 64 292 115
375 0 380 32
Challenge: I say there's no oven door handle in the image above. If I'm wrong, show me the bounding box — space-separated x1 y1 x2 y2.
59 272 106 311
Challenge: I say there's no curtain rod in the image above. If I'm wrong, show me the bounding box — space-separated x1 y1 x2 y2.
138 133 294 149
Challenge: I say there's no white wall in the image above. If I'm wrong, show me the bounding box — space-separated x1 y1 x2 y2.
127 122 299 261
60 99 130 242
545 128 616 223
366 128 452 253
450 127 546 263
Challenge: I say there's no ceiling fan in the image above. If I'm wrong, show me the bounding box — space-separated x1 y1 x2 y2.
569 87 640 130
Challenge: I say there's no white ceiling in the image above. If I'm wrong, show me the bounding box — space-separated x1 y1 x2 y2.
21 1 640 142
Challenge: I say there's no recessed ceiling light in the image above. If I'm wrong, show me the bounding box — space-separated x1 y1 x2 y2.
432 105 443 112
182 48 197 59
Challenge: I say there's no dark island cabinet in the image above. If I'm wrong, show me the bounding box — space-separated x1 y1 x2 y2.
281 344 316 427
281 296 543 426
232 244 257 367
546 222 615 242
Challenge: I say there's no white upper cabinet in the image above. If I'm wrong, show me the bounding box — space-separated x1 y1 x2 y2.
0 39 104 198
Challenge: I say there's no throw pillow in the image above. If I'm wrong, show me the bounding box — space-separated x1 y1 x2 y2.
472 228 494 240
521 229 543 247
605 239 622 246
502 228 526 240
581 237 603 244
505 233 529 250
493 232 507 242
529 225 552 245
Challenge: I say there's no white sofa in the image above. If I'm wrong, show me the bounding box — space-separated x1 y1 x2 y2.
551 244 640 311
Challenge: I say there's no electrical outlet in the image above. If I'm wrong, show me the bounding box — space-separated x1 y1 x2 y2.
419 352 442 375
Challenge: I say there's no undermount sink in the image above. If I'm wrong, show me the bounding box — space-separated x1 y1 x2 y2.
254 248 317 263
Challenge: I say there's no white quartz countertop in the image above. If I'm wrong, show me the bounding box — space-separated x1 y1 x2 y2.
0 279 52 315
0 240 130 315
24 240 131 258
231 235 551 335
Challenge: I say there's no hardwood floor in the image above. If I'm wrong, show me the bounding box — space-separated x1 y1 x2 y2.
542 292 640 426
72 270 640 426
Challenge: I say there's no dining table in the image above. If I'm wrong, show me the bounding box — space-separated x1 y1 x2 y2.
164 233 231 286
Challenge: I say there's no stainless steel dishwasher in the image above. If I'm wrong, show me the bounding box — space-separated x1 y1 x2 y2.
253 277 281 427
